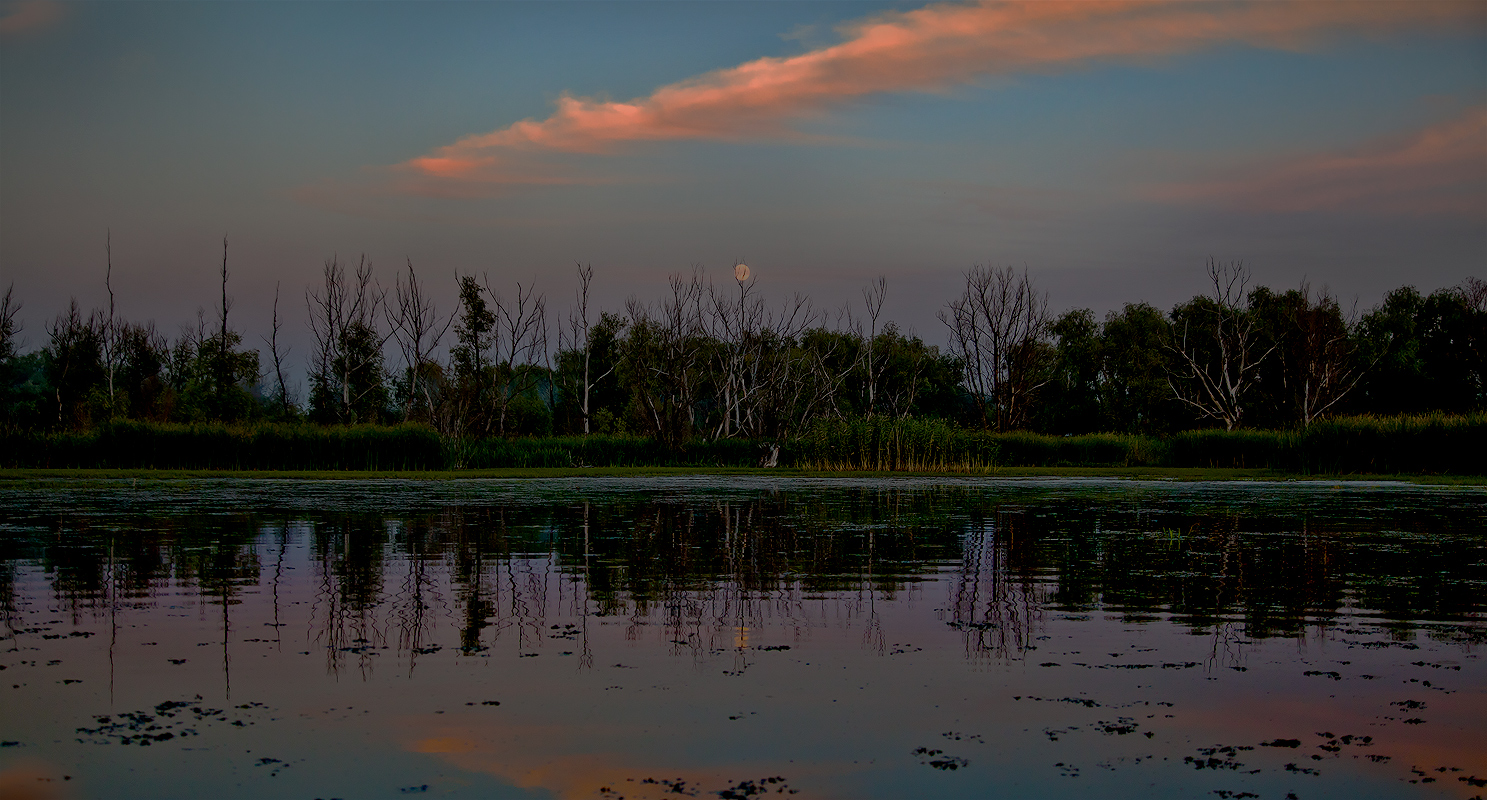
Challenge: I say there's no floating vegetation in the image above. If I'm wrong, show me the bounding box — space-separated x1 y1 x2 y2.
912 748 969 771
74 699 270 746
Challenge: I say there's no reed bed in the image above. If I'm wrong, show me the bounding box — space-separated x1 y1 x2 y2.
793 414 1484 474
1 420 444 471
456 435 762 469
789 417 1155 471
1167 413 1486 474
1 414 1480 474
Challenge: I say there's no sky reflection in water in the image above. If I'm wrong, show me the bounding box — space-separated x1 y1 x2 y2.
0 478 1484 799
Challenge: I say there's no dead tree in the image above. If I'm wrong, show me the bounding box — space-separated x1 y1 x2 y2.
388 260 451 422
705 265 818 440
938 265 1052 431
0 283 20 362
1288 283 1368 426
218 236 231 379
706 267 767 439
99 231 122 410
853 275 888 415
306 255 392 423
1461 276 1486 312
262 282 294 417
624 269 707 446
486 277 547 436
1167 259 1278 431
561 263 622 435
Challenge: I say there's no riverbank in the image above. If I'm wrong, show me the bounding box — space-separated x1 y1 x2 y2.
2 466 1483 485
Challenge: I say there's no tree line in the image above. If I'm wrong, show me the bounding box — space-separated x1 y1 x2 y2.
1 243 1482 441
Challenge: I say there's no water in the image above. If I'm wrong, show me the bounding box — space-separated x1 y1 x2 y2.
1 477 1484 799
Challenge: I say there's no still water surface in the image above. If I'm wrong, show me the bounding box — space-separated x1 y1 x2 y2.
0 477 1484 799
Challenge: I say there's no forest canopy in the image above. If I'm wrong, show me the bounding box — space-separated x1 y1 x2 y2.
2 251 1482 443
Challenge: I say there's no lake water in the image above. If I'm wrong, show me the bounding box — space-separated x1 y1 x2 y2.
1 477 1484 800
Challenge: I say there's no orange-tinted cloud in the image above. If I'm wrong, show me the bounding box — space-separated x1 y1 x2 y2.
0 1 64 36
1152 108 1487 216
395 0 1477 192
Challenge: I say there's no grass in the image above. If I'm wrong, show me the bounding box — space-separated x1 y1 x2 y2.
2 413 1481 476
1 466 1482 486
1 420 443 470
792 413 1485 474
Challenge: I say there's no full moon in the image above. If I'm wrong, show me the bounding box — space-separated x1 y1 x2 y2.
734 263 751 281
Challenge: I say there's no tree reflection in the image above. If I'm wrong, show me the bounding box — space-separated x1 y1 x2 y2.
310 516 385 679
2 486 1484 673
947 508 1046 661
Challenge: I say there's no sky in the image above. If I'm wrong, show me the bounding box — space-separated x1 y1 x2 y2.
1 0 1484 364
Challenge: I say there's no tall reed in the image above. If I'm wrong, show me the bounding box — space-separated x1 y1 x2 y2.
1 414 1480 474
1 420 444 471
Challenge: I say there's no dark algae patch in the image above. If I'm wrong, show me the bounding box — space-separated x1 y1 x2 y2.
0 477 1484 798
74 699 271 746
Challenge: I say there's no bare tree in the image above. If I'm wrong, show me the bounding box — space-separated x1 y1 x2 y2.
1 283 22 362
262 282 294 418
486 277 547 436
306 255 392 423
388 259 451 422
99 231 122 410
624 268 707 446
704 264 819 440
706 267 766 439
216 235 233 395
1167 259 1278 431
1461 276 1486 313
1288 283 1370 426
938 265 1052 431
854 275 888 415
561 263 622 435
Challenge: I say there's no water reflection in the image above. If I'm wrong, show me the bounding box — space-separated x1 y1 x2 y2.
5 482 1484 671
3 480 1485 799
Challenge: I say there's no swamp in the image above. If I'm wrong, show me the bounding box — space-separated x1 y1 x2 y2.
0 476 1483 799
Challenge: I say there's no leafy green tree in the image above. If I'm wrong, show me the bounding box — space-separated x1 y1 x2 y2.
0 284 47 430
447 274 496 435
1098 302 1178 433
1037 309 1102 433
117 322 170 421
43 301 105 429
870 324 963 420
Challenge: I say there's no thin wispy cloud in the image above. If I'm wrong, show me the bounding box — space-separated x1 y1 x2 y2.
386 0 1476 196
1152 108 1487 216
0 0 64 36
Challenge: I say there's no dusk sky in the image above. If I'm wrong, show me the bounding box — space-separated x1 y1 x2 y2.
1 0 1483 361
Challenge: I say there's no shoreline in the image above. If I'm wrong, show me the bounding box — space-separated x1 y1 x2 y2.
1 466 1483 485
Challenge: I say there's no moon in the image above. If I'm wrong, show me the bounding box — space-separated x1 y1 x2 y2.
734 263 751 281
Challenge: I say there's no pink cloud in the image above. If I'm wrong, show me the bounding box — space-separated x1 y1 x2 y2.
1152 108 1487 216
0 1 64 36
394 0 1477 192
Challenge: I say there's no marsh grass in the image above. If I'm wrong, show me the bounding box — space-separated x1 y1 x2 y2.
2 420 444 471
2 414 1480 474
1168 413 1486 473
790 417 1156 471
456 435 762 469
